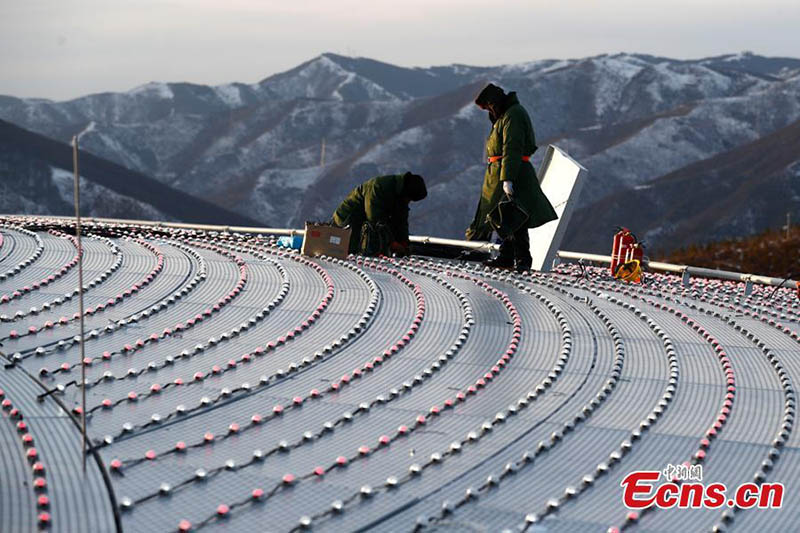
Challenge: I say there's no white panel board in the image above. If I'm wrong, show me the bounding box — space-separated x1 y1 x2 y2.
528 145 587 272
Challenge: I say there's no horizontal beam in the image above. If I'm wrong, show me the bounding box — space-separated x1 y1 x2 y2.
2 215 501 251
2 214 304 237
556 250 798 288
3 215 793 289
409 235 500 252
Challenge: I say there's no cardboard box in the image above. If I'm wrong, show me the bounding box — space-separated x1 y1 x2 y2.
301 222 352 259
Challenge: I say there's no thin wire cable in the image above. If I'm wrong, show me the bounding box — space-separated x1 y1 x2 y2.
72 135 88 472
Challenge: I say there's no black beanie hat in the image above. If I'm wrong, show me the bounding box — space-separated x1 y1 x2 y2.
402 172 427 202
474 83 505 108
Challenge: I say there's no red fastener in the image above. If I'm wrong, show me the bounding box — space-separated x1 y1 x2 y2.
695 450 706 461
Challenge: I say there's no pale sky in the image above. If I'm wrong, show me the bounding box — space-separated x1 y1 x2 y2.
2 0 798 101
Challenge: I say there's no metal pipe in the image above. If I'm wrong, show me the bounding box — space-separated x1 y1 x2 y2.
2 214 794 289
409 235 500 252
71 138 88 473
645 260 687 274
556 250 612 264
2 215 502 251
556 250 798 288
43 216 301 237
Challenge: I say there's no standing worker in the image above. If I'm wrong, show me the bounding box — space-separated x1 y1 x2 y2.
466 83 557 272
332 172 427 256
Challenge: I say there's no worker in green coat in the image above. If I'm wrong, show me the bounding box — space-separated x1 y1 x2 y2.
466 83 557 272
332 172 427 256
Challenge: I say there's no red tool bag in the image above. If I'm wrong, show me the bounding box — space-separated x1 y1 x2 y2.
611 227 645 278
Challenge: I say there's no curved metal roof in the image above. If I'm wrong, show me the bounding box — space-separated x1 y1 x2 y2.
0 217 797 532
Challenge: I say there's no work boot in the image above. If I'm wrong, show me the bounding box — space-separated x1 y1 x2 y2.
483 255 514 270
515 259 532 274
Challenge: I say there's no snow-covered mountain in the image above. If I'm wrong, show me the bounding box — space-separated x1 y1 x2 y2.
566 117 800 253
2 51 799 251
0 119 260 226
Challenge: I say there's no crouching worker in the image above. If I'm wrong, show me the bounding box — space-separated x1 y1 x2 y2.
332 172 427 256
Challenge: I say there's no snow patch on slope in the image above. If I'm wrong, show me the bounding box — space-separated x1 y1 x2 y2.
129 82 174 99
50 167 172 220
498 59 558 76
356 126 431 165
592 56 644 118
264 55 399 101
214 84 244 107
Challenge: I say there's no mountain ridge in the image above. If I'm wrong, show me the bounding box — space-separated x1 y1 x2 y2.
1 51 798 251
0 119 261 226
565 117 800 254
